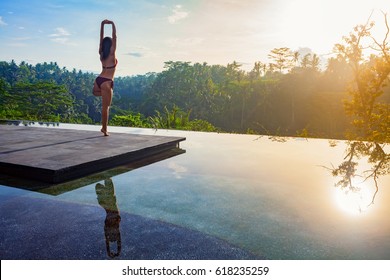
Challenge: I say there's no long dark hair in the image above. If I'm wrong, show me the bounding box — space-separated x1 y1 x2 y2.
101 37 112 60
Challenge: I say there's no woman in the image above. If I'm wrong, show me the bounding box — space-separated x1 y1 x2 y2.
93 19 117 136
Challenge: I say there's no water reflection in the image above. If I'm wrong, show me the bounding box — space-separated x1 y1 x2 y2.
0 119 59 127
261 135 389 215
2 124 390 259
0 147 185 194
328 141 389 214
96 178 122 258
0 144 185 259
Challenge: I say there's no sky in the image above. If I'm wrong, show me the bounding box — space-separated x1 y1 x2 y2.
0 0 389 76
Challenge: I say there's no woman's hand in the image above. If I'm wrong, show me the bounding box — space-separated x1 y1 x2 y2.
102 19 113 24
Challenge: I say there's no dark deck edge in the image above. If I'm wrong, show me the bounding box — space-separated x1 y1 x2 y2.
0 147 186 194
51 138 185 183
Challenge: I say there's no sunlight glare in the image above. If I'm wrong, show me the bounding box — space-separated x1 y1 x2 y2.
274 0 390 55
334 180 374 216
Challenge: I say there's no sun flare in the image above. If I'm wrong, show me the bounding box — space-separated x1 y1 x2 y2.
274 0 390 56
334 181 375 216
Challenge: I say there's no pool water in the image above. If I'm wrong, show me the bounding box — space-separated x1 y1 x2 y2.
1 124 389 259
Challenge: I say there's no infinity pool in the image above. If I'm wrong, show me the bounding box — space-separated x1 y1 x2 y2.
1 123 389 259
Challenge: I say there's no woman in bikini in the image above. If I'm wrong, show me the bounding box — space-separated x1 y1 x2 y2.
93 19 117 136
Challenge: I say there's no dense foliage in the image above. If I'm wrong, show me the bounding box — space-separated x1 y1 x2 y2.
0 58 353 138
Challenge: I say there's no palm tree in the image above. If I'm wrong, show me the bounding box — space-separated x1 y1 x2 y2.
293 51 300 67
268 47 294 73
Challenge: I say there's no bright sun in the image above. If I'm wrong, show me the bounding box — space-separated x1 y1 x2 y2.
334 181 375 216
274 0 389 55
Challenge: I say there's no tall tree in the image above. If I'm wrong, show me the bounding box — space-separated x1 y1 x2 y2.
268 47 294 73
334 15 390 142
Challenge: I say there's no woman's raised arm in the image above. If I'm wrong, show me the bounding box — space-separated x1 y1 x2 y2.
110 21 117 53
98 19 116 55
99 20 106 54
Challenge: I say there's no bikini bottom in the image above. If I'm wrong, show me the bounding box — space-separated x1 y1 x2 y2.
95 76 114 89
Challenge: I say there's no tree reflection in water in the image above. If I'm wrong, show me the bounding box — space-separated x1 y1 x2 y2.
327 14 390 213
96 178 122 258
328 141 389 213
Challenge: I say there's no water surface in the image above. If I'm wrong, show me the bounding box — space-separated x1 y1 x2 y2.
1 123 389 259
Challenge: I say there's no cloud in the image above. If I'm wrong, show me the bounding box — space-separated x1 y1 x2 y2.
0 16 7 26
168 162 187 179
49 27 71 37
166 37 204 48
51 37 70 44
168 5 188 24
6 37 31 47
46 3 65 9
12 36 31 41
7 43 28 47
126 52 143 58
49 27 75 45
125 46 156 58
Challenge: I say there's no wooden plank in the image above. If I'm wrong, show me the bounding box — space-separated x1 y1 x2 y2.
0 125 185 183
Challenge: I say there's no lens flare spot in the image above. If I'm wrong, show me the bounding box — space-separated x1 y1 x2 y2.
334 181 374 216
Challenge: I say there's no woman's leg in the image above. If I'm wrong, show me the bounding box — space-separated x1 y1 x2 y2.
101 83 113 136
93 81 102 96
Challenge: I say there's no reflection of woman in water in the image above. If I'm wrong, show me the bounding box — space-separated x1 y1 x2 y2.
92 19 117 136
96 178 121 258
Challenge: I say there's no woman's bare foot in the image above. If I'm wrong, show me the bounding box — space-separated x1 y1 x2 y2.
101 128 109 136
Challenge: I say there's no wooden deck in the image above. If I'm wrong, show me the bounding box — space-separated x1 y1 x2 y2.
0 125 185 183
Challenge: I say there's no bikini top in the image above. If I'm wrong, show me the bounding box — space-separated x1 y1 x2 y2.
102 59 118 69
